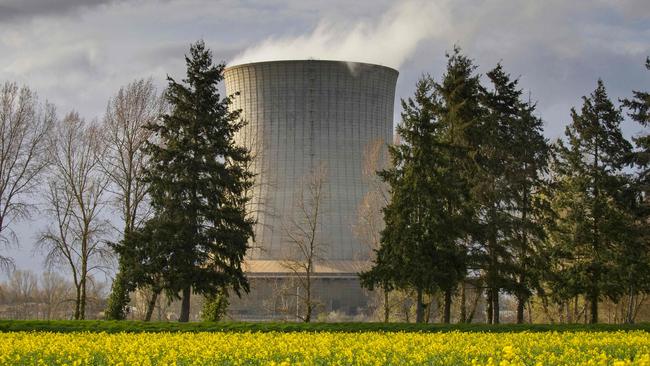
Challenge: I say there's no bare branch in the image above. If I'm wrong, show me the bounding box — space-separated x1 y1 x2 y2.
281 162 328 322
37 112 112 320
0 82 54 267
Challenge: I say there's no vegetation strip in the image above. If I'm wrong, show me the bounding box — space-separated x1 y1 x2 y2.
1 320 649 333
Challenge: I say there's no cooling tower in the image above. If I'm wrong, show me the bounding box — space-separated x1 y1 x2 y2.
224 60 398 319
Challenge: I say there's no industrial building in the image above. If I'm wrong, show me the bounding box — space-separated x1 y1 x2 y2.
224 60 398 320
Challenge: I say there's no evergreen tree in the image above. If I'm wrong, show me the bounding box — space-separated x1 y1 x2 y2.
141 40 253 322
432 47 485 323
619 57 650 323
111 216 170 321
548 79 632 323
472 63 521 324
622 58 650 196
478 64 550 324
361 76 469 324
508 98 550 324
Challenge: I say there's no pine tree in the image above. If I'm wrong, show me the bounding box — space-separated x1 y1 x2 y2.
361 76 469 324
479 64 550 324
471 63 522 324
619 57 650 323
508 99 550 324
142 40 253 322
432 47 485 323
548 79 632 323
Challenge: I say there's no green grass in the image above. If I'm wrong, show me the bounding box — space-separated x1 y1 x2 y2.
0 320 648 333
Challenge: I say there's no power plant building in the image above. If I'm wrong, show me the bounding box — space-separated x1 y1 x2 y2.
224 60 398 319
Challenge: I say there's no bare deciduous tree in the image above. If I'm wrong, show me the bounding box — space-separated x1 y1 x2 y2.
7 270 38 318
102 78 164 319
354 138 392 321
282 163 328 322
40 271 72 320
37 112 112 320
0 82 54 270
103 78 163 235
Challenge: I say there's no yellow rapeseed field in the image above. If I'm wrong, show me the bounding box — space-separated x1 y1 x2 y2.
0 331 649 365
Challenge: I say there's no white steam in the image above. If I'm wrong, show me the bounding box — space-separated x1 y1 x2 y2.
229 0 450 69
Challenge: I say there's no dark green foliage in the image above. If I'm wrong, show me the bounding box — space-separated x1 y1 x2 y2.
618 57 650 323
362 48 475 324
201 288 230 322
111 216 170 309
0 320 648 333
473 64 550 324
104 269 132 320
547 80 633 323
121 40 253 322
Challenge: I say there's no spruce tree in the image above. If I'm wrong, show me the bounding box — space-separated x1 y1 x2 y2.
508 98 550 324
619 57 650 323
549 79 632 323
432 47 484 323
142 40 253 322
473 63 521 324
361 76 469 324
478 64 550 324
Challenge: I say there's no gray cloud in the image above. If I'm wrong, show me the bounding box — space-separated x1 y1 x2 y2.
0 0 123 22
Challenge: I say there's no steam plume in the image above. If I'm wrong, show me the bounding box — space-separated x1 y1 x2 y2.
229 1 449 69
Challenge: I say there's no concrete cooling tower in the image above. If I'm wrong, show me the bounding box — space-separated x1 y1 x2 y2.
224 60 398 319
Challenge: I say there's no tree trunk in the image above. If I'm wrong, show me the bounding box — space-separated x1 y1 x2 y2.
625 288 635 324
467 288 482 323
415 287 424 323
516 297 525 324
443 288 452 324
590 291 598 324
459 282 467 323
492 289 500 324
144 290 159 322
305 271 312 323
383 289 390 323
486 290 493 324
74 285 81 320
79 276 87 320
179 286 191 322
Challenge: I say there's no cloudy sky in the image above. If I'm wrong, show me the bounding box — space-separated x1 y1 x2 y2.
1 0 649 272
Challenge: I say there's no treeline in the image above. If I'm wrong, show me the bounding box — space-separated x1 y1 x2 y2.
361 48 650 324
0 270 105 320
0 41 648 324
0 41 253 322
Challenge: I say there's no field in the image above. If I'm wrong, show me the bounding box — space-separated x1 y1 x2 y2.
1 327 650 365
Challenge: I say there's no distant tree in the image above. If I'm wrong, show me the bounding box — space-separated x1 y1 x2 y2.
142 40 253 322
7 270 38 319
282 163 328 323
104 78 164 320
0 82 54 270
354 138 392 322
40 271 72 320
548 80 632 323
37 112 112 320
